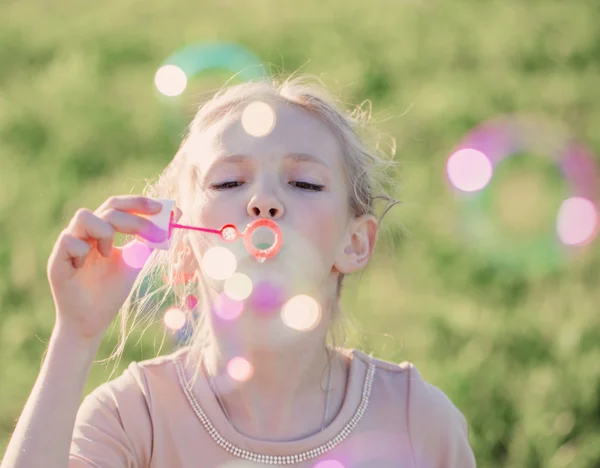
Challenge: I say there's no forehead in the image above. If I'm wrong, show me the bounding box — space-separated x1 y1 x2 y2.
191 99 346 172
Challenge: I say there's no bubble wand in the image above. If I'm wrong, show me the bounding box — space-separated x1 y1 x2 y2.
138 199 283 261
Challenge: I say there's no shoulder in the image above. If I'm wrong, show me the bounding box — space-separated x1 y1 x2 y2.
406 371 475 466
71 348 189 466
78 347 191 434
352 350 469 431
349 348 419 390
350 350 476 467
78 348 187 426
87 347 187 403
351 350 464 421
350 348 414 375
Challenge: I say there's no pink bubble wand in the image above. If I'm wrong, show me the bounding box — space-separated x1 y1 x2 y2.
140 199 283 261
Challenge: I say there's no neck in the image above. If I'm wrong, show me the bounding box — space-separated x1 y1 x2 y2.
202 324 347 440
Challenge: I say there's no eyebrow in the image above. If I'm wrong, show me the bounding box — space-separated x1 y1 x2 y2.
213 152 330 169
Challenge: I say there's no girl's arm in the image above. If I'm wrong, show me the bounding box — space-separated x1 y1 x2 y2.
1 326 101 468
2 195 167 468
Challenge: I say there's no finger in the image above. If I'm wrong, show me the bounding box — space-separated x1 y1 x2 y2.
96 195 163 216
72 255 86 269
60 233 91 269
66 209 115 258
99 209 168 244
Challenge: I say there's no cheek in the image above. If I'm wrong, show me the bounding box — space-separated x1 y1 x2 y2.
298 198 346 255
198 195 238 227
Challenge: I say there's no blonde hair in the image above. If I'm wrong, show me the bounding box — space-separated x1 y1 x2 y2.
101 75 399 382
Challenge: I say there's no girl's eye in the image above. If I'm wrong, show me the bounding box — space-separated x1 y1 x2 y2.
290 181 325 192
210 181 324 191
210 181 244 190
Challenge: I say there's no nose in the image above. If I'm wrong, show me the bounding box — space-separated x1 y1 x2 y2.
247 189 284 220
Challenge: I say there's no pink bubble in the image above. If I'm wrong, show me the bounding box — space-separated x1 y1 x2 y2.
227 356 254 381
163 307 187 330
314 461 344 468
557 197 599 246
122 240 152 269
447 148 494 192
185 294 198 310
248 281 285 315
214 292 244 320
154 64 187 97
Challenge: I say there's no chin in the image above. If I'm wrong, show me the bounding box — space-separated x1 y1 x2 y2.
239 310 323 349
242 248 325 293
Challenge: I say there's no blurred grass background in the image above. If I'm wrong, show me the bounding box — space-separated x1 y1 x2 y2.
1 0 600 466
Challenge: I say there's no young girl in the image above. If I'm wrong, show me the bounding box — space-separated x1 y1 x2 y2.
2 77 476 467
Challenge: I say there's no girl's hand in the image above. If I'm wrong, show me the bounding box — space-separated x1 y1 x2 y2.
47 196 168 342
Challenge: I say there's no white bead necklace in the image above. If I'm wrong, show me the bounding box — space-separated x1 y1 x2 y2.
175 355 375 465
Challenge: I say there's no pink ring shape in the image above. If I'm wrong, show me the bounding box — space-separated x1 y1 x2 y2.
219 224 239 242
243 219 283 260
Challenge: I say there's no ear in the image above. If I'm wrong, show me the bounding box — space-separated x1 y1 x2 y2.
334 214 378 274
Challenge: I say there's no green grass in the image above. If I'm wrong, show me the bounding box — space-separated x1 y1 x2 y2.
1 0 600 465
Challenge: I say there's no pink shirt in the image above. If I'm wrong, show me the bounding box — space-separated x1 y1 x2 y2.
70 347 476 467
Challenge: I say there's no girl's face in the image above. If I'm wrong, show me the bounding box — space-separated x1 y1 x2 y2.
186 99 360 306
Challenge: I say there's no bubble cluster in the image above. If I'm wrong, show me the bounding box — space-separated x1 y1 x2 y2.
447 115 599 274
160 220 323 347
154 42 269 141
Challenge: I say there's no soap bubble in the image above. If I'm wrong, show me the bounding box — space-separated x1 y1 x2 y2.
122 240 152 269
281 295 321 331
163 307 187 331
227 357 253 382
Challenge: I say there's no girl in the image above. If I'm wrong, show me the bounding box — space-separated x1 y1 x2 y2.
2 77 476 467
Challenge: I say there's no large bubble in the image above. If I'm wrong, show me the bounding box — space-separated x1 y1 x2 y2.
446 115 598 275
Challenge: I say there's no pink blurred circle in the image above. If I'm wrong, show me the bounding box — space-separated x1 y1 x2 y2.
122 240 152 269
227 356 253 381
314 461 344 468
557 197 599 246
248 281 285 315
447 148 494 192
185 294 199 310
214 292 244 320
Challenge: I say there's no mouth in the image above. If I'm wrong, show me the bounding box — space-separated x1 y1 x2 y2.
251 226 276 251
